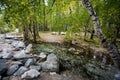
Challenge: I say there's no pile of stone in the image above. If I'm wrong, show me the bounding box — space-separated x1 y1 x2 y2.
0 40 59 80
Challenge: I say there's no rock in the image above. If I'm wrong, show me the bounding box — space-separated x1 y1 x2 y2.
0 75 2 80
21 69 40 79
16 41 25 48
68 47 75 52
2 77 9 80
7 64 19 75
14 66 28 76
47 53 57 61
25 44 32 53
0 54 2 58
25 59 34 67
94 50 103 59
11 61 23 65
114 72 120 80
13 50 27 58
60 32 66 35
0 48 3 52
2 52 13 58
42 53 59 72
39 52 47 60
11 40 25 48
50 72 57 75
11 77 19 80
0 60 8 75
101 56 107 66
11 40 18 47
30 65 41 71
51 32 57 35
13 47 21 51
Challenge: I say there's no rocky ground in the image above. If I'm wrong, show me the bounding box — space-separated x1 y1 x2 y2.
0 33 120 80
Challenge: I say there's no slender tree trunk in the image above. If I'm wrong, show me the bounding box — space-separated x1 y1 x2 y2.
43 0 46 31
82 0 120 69
112 26 119 44
23 26 29 41
90 30 94 39
84 26 87 40
33 21 37 42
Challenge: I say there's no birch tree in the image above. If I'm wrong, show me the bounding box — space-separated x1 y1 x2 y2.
82 0 120 69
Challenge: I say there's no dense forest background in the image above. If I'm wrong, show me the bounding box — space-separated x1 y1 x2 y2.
0 0 119 42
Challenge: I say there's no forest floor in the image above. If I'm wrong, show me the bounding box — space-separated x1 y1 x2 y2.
39 32 108 54
40 32 65 44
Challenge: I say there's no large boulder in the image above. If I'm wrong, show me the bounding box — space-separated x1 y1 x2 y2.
25 59 35 67
2 52 13 59
7 64 19 76
30 65 41 71
13 50 27 58
114 72 120 80
11 41 25 48
42 53 59 72
21 69 40 79
0 60 8 75
14 66 28 76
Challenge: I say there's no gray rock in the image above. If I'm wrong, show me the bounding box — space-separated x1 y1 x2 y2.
0 75 1 80
60 32 66 35
2 52 13 58
39 52 47 59
11 61 22 65
11 41 25 48
13 47 21 51
0 54 2 58
30 65 41 71
14 66 28 76
2 77 9 80
114 72 120 80
0 48 3 52
0 60 8 75
68 47 75 52
25 59 34 67
42 53 59 72
11 77 19 80
13 50 27 58
21 69 40 79
7 64 19 75
25 44 32 53
47 53 57 61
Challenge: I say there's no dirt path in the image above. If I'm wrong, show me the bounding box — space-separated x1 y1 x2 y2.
40 32 65 43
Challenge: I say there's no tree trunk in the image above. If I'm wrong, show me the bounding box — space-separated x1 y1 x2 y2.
84 26 87 40
82 0 120 69
112 26 119 44
90 30 94 39
33 21 37 42
23 26 29 41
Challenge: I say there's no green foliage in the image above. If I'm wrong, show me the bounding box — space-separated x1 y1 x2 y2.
0 0 119 42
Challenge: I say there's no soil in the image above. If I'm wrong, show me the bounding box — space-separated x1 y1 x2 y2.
40 32 65 44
